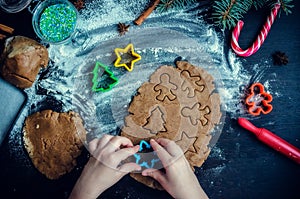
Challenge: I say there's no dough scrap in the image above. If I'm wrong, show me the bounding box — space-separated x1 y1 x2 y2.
23 110 86 179
0 36 49 88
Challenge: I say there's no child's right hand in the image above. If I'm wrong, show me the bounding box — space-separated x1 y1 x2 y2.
142 138 208 199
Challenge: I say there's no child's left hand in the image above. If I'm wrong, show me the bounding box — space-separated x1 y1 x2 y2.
69 135 141 199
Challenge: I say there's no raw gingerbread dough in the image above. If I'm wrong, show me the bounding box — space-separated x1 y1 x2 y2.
121 61 221 189
23 110 86 179
0 36 49 88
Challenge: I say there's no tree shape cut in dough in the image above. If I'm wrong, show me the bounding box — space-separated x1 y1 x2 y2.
181 70 205 98
181 103 211 126
143 106 167 135
154 73 177 101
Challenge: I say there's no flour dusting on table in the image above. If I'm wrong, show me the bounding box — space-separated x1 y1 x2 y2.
7 0 252 181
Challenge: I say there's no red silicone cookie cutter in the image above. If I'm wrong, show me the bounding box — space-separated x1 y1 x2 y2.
245 83 273 116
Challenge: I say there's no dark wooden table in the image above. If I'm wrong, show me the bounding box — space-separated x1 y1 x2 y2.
0 1 299 199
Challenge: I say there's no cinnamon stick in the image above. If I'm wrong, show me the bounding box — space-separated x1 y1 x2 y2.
0 24 14 34
134 0 161 26
0 33 7 40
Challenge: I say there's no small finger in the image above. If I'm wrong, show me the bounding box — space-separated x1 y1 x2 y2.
97 134 114 149
150 139 172 166
156 138 183 157
88 138 99 153
106 136 134 153
142 168 167 186
113 145 140 163
118 162 141 173
89 135 114 157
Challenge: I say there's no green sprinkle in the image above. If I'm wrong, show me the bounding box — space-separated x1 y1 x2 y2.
39 3 77 43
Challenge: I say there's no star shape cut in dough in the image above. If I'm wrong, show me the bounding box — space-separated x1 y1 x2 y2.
114 43 141 72
175 131 197 153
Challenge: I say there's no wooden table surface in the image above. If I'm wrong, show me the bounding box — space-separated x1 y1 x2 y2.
0 1 299 199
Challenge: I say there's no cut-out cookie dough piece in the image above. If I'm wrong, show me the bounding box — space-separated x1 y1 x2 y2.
149 64 203 149
153 73 177 101
176 61 215 94
122 117 155 142
176 61 221 167
122 82 182 144
150 65 200 108
175 131 197 153
122 62 222 190
176 61 215 108
185 134 212 167
176 61 221 133
143 106 167 134
181 103 211 126
180 70 205 98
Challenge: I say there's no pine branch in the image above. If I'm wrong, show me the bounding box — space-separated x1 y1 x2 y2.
211 0 252 30
253 0 270 10
271 0 294 15
156 0 197 12
211 0 293 30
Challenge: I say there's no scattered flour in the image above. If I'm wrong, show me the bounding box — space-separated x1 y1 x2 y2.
6 0 259 179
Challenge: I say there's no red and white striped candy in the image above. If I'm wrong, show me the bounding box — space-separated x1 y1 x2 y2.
231 3 281 57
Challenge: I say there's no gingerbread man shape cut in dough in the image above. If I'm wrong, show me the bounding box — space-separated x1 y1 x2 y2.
154 73 177 101
180 70 205 98
181 103 211 126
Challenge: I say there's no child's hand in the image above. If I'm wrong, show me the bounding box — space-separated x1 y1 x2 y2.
69 135 141 199
142 138 208 199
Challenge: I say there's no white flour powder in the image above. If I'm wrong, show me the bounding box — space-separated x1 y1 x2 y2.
7 0 257 180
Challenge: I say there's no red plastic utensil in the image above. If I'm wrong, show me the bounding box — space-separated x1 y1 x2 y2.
245 83 273 116
238 118 300 164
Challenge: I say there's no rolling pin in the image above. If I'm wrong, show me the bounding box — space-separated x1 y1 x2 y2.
238 118 300 164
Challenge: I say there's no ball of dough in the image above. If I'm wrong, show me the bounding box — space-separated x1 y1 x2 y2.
0 36 49 88
23 110 86 179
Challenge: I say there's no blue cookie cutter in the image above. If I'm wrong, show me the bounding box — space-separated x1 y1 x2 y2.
133 140 160 169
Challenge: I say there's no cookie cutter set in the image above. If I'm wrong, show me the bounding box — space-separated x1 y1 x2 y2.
1 0 140 92
1 0 88 45
92 44 142 92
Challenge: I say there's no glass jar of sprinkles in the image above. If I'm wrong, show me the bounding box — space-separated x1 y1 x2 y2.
32 0 78 44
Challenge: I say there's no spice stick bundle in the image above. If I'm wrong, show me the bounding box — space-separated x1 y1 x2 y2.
0 24 14 40
0 33 6 40
0 24 14 34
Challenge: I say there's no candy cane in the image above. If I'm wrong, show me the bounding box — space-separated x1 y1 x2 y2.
231 3 281 57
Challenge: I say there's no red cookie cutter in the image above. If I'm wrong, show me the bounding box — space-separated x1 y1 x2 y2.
245 83 273 116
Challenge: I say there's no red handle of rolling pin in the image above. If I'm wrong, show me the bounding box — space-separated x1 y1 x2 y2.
238 118 300 164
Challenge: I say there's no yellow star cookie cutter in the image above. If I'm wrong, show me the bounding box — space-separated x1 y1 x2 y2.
114 43 141 72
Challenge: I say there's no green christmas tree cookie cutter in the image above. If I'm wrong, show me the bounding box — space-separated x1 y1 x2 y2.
92 62 119 92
